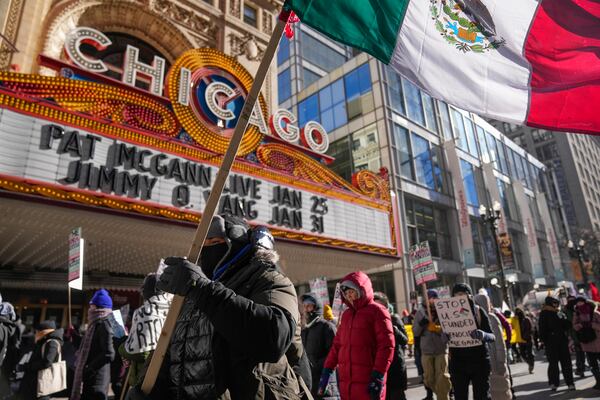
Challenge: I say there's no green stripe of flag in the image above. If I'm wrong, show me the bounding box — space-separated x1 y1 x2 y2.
284 0 410 64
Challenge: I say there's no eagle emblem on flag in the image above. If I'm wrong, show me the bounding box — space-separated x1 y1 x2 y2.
430 0 505 53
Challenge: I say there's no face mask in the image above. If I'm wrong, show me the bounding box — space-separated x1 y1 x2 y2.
200 242 229 279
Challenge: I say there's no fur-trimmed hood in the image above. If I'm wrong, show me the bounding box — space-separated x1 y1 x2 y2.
253 248 279 266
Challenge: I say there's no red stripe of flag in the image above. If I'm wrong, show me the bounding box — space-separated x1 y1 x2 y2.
525 0 600 134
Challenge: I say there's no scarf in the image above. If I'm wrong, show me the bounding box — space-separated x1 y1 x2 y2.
70 307 112 400
123 294 172 354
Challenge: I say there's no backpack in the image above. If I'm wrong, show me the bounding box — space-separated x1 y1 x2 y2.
576 326 597 344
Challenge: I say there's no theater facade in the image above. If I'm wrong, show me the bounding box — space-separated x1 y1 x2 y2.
0 0 402 330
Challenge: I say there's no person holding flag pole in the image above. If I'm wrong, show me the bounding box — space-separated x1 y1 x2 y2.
128 8 313 400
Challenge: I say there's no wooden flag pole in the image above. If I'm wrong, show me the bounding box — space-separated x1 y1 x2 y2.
422 283 432 322
141 11 290 394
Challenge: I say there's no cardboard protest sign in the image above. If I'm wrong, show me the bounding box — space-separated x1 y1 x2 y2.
410 241 437 285
124 294 172 354
434 296 482 348
309 277 330 305
331 283 346 322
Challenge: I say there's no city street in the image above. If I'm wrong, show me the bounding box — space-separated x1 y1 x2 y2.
405 353 600 400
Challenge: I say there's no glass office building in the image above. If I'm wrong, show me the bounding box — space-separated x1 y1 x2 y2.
279 26 570 308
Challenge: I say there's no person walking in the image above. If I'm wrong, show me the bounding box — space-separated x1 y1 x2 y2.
129 214 310 399
448 283 495 400
300 292 336 397
565 295 587 377
70 289 115 400
413 289 450 400
120 273 172 391
401 310 414 358
374 292 409 400
474 294 512 400
573 296 600 390
538 296 575 392
16 320 64 400
317 271 395 400
513 308 534 374
0 300 20 396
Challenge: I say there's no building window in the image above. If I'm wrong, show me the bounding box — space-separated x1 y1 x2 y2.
451 109 469 152
403 79 426 126
277 68 291 103
352 125 381 172
326 137 352 181
438 101 453 141
496 139 509 174
463 117 479 157
277 36 290 66
298 93 319 126
485 132 500 170
345 63 372 120
393 124 414 179
344 63 371 102
386 67 405 115
531 129 554 143
412 133 436 190
300 32 347 71
319 79 347 131
422 91 439 134
535 142 559 161
406 198 453 259
460 159 479 206
476 126 490 163
302 67 321 88
243 4 258 27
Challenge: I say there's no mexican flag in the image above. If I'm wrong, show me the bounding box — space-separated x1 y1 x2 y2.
285 0 600 135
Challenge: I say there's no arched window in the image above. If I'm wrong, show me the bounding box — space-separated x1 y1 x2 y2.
79 32 171 92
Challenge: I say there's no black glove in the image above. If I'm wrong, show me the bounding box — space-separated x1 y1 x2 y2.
368 371 385 400
419 316 429 327
156 257 210 296
125 386 149 400
470 329 495 343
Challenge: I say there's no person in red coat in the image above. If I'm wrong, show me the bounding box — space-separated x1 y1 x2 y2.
317 271 395 400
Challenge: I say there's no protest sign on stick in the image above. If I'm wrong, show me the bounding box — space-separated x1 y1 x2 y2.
434 296 482 348
410 241 437 321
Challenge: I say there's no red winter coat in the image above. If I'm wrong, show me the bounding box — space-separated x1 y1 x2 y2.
324 271 395 400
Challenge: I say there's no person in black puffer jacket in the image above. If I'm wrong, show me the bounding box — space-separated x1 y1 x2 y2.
300 292 336 396
16 320 64 400
448 283 495 400
538 296 575 391
0 300 20 395
374 292 408 400
130 214 311 400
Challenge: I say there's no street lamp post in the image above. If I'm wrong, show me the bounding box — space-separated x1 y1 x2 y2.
479 201 510 307
568 239 588 286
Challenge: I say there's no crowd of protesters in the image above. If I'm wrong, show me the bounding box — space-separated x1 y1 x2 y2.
1 216 600 400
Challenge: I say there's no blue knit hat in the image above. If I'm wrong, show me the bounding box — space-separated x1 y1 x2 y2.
90 289 112 309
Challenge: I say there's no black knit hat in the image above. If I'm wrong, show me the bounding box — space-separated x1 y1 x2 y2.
545 296 559 306
452 283 473 296
141 273 162 301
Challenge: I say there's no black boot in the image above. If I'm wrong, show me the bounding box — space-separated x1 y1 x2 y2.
593 371 600 389
422 387 434 400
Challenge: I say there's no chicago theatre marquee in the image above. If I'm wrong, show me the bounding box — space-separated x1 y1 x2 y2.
0 1 402 326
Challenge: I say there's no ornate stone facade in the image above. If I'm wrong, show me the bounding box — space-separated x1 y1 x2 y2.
2 0 282 109
0 0 25 71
